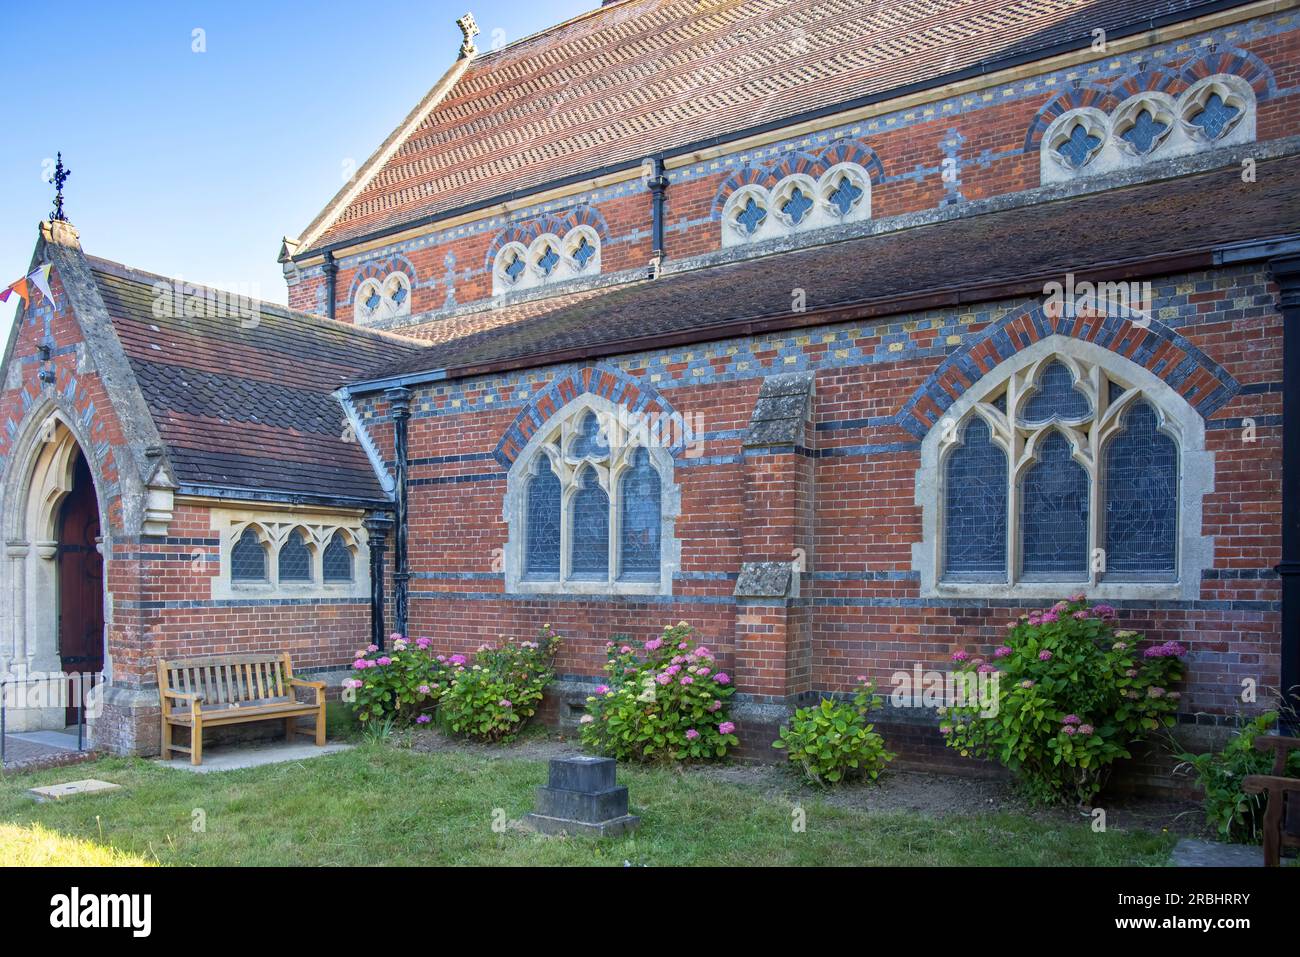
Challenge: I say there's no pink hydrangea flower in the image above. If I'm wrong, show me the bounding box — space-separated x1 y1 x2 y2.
621 645 633 655
718 721 736 735
1020 679 1035 689
354 650 367 659
1040 611 1059 624
977 663 997 674
449 654 467 666
685 728 700 740
1062 714 1081 724
707 700 722 712
679 675 694 686
656 673 673 685
416 715 431 724
389 633 403 643
951 650 969 662
499 699 513 708
1038 650 1053 661
714 673 730 685
376 657 392 666
678 641 689 650
1092 603 1116 620
417 685 431 695
644 638 664 652
1061 725 1077 735
366 644 379 653
595 684 609 695
697 666 711 676
1072 610 1090 620
993 646 1013 659
579 714 594 724
1078 724 1094 735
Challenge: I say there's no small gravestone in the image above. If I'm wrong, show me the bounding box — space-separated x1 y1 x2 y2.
525 756 639 837
29 779 121 802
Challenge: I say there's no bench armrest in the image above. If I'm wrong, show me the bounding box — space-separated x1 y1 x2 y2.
1242 774 1300 796
161 690 202 702
289 678 325 704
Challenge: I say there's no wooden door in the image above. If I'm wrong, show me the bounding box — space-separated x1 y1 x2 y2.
57 452 103 724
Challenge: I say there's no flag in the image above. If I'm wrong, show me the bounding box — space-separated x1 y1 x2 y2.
1 277 29 305
27 264 53 303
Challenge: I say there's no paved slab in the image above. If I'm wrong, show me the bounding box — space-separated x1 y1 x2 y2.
29 779 122 801
9 729 83 750
1171 838 1264 867
158 739 353 773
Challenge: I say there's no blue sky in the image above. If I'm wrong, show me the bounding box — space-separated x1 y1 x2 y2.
0 0 593 341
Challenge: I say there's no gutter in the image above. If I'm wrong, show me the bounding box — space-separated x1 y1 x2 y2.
176 483 392 512
292 0 1262 263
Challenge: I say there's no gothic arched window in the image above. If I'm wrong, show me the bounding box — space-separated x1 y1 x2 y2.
323 531 354 582
232 527 267 582
507 398 677 594
929 351 1188 591
279 529 312 582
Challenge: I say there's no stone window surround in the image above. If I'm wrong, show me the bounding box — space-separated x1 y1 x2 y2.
913 335 1214 602
721 162 872 247
1040 74 1256 184
492 225 602 296
212 506 370 601
353 271 413 324
503 392 681 597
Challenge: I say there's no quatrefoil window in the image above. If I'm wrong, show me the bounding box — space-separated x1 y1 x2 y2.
1187 92 1240 140
1120 109 1169 155
735 196 767 235
1056 122 1103 169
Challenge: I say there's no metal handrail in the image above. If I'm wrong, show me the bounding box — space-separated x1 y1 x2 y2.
0 671 103 765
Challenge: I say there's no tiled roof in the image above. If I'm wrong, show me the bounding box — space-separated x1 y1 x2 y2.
369 153 1300 382
88 258 431 503
309 0 1221 251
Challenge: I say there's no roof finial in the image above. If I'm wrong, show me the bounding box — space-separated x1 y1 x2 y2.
48 152 72 224
457 12 479 59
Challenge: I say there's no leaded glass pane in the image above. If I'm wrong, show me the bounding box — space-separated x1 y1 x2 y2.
525 458 561 579
536 244 560 276
232 528 266 582
1105 401 1178 575
323 531 353 582
782 187 813 225
943 417 1008 578
828 174 864 216
279 530 311 582
735 197 766 235
570 467 610 580
1020 431 1089 578
620 448 661 579
1188 92 1239 140
1121 109 1168 154
572 236 596 269
1056 122 1102 168
503 252 525 283
569 411 607 460
364 287 381 311
1019 361 1092 424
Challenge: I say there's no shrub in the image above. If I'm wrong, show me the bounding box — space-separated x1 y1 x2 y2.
439 626 560 742
580 622 739 761
1176 710 1300 844
773 678 895 786
344 634 451 726
943 596 1187 805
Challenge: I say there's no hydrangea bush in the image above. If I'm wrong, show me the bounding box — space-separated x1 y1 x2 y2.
943 597 1188 805
773 678 895 786
579 622 739 761
344 634 451 726
439 626 561 742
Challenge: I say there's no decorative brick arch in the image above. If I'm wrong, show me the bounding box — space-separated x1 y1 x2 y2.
493 365 687 468
712 140 884 217
483 205 611 271
894 301 1241 439
345 253 418 304
1110 65 1186 100
1023 84 1121 151
1179 46 1276 99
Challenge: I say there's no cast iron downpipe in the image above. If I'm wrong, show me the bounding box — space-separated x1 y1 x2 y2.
363 513 393 650
646 157 668 274
322 251 338 320
386 387 413 639
1272 255 1300 729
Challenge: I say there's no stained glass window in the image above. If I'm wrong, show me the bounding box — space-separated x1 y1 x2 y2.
364 287 382 312
1188 92 1239 140
525 458 561 579
570 468 610 579
232 528 266 582
1120 109 1168 154
1020 361 1091 424
782 187 813 225
620 448 661 578
828 174 864 216
1020 431 1089 578
569 411 606 460
1105 402 1178 575
735 196 767 235
943 417 1007 578
389 281 408 306
503 251 525 284
536 244 560 276
279 530 312 582
1056 122 1102 169
323 531 353 582
572 236 596 270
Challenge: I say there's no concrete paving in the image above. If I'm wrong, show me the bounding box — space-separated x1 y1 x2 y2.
2 727 86 768
157 739 353 774
1170 838 1264 867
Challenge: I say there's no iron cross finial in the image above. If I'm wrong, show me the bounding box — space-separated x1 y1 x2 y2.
49 152 72 223
457 12 480 58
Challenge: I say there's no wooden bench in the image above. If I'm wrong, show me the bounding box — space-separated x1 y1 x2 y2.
1242 734 1300 866
157 652 326 765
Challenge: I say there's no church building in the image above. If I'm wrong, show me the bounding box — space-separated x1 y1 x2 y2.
3 0 1298 785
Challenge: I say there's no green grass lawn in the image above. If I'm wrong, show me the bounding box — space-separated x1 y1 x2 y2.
0 742 1175 866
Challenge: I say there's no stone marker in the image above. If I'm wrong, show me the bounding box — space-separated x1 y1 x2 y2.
524 755 640 837
29 779 121 802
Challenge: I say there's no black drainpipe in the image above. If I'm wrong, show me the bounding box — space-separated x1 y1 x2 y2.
363 513 392 650
1272 255 1300 730
322 251 338 320
385 387 413 638
647 157 668 276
